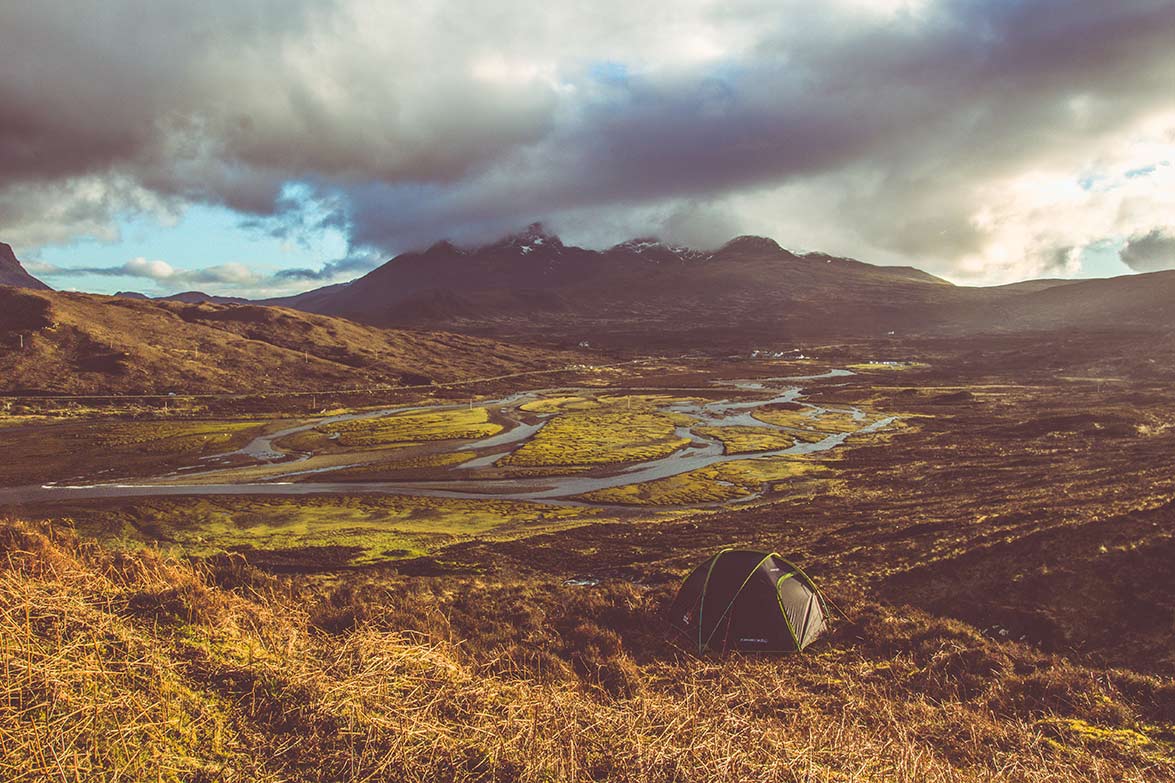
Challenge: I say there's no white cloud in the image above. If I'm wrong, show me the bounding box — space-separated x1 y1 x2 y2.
34 256 265 290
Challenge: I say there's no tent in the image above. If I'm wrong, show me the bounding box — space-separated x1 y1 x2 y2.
668 549 832 654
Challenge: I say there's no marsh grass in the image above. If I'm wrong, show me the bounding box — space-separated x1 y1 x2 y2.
695 424 796 454
503 405 689 468
578 456 824 505
315 450 476 481
753 406 861 434
0 419 267 485
325 407 502 447
49 495 607 566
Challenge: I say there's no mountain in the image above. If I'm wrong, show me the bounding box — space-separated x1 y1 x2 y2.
0 242 50 290
270 225 963 345
0 287 583 395
162 291 252 305
272 226 1175 345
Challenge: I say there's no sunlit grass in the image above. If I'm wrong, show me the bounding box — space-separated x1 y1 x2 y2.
846 362 927 371
752 406 860 434
502 403 690 467
325 407 502 447
52 495 607 565
694 425 795 454
519 396 596 413
578 456 823 505
314 451 476 481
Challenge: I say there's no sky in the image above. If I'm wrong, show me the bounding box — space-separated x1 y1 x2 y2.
2 0 1174 297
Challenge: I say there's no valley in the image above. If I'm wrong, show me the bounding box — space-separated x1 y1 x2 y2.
6 334 1175 780
0 356 902 566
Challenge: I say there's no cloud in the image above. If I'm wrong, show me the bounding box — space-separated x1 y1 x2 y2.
1120 229 1175 272
34 256 262 286
1 1 1174 285
273 254 382 281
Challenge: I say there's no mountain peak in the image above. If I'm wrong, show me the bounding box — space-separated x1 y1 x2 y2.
423 239 464 256
611 237 710 263
612 237 665 252
491 222 564 255
718 235 783 255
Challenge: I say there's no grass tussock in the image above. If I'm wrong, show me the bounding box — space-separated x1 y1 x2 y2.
2 517 1173 782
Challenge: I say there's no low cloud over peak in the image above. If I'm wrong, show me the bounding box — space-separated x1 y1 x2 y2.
2 1 1175 287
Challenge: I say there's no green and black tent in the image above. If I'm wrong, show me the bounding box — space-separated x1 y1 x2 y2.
668 549 832 654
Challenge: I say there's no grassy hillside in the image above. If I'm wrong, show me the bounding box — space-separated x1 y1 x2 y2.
2 517 1171 782
0 288 584 395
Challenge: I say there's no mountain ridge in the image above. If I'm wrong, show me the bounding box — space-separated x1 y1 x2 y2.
10 226 1175 350
263 226 964 343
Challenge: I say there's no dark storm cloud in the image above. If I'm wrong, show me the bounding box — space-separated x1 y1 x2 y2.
1 1 1175 283
330 0 1175 268
1120 229 1175 272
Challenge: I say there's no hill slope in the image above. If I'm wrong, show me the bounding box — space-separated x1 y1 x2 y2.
0 243 50 290
2 517 1169 781
0 287 582 395
951 270 1175 334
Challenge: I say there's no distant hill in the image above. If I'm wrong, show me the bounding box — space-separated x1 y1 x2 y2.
268 225 963 345
951 270 1175 334
983 279 1081 294
0 243 50 291
162 291 252 305
0 287 583 395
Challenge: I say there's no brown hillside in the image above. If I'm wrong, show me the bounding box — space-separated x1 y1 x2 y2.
0 288 583 395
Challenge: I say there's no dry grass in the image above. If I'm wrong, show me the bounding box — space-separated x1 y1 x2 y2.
1 518 1172 781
